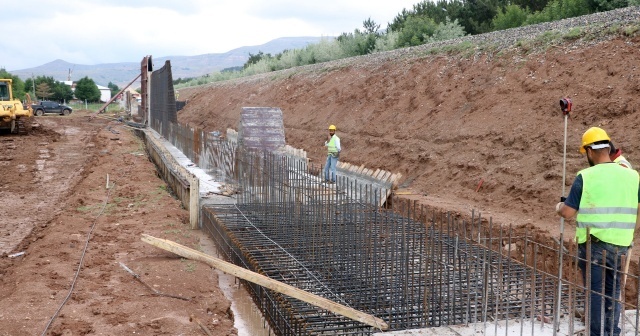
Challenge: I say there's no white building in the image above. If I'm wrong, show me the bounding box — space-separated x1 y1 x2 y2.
63 81 112 103
96 85 111 103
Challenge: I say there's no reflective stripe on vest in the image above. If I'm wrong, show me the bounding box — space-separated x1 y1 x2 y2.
576 163 639 246
327 135 339 154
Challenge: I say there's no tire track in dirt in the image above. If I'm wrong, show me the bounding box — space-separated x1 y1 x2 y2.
0 117 95 255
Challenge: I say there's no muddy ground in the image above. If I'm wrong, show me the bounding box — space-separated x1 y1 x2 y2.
0 113 235 335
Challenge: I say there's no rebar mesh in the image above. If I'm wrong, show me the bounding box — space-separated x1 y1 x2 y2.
148 120 640 336
198 149 596 335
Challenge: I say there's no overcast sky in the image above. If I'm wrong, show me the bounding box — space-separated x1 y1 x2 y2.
3 0 420 71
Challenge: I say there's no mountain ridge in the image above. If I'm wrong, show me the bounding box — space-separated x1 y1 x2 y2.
10 36 328 87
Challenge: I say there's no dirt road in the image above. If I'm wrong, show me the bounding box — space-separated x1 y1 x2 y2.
0 113 235 335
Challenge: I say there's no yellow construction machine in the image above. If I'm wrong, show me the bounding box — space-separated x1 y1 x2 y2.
0 78 32 135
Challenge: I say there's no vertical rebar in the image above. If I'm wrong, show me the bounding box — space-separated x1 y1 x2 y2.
601 250 607 336
532 244 538 336
611 247 619 336
587 231 592 335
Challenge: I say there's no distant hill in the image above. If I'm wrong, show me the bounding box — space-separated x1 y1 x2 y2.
10 37 329 87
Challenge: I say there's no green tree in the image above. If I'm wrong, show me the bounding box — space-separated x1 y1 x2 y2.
395 15 438 47
492 5 530 30
374 31 400 52
426 17 467 43
362 17 381 34
27 76 72 102
107 82 120 98
511 0 549 12
336 18 381 56
526 0 590 24
244 51 272 69
51 83 74 102
587 0 627 11
390 0 491 37
75 77 101 102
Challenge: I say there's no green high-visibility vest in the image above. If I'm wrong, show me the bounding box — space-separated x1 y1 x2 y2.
576 163 639 246
327 135 339 154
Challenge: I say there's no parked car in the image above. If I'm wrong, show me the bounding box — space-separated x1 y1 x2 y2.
32 101 73 116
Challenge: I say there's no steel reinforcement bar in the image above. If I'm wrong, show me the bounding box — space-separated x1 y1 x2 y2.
195 148 627 335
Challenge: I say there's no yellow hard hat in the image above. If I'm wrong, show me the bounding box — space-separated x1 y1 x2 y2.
328 125 336 130
580 127 610 154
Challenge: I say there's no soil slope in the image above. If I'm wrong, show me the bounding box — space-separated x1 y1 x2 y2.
177 29 640 241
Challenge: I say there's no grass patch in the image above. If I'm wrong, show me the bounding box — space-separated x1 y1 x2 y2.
184 261 197 273
624 24 640 37
535 31 562 45
563 27 583 40
76 203 115 215
111 194 148 210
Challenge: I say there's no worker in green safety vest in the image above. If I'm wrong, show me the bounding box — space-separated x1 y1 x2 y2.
323 124 341 184
556 127 640 336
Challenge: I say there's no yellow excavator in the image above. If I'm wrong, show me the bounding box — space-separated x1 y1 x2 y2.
0 78 32 135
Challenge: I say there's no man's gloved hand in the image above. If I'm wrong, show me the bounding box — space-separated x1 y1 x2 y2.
555 202 564 214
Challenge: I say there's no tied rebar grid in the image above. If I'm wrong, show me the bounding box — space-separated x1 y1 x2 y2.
199 149 594 335
148 119 640 336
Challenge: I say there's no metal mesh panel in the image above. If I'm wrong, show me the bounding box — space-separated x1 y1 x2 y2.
149 60 177 138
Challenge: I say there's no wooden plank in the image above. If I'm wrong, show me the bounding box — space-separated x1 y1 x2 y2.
356 165 366 174
383 173 394 184
372 169 380 178
372 170 384 179
378 170 389 180
141 234 389 331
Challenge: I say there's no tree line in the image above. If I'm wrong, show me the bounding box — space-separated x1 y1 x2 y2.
175 0 637 88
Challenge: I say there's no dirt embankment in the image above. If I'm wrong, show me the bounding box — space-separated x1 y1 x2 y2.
177 34 640 242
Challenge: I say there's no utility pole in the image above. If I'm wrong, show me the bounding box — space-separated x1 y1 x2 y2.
31 73 36 101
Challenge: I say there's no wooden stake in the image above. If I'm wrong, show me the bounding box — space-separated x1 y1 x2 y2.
141 234 389 330
189 173 199 230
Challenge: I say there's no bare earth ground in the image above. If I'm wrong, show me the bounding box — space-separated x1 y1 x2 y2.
0 113 235 335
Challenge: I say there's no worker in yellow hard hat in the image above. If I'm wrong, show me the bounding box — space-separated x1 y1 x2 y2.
556 126 640 336
578 127 632 168
323 124 341 184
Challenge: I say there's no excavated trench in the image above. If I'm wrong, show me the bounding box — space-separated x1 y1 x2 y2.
146 122 607 335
